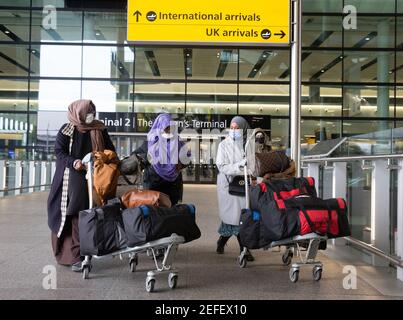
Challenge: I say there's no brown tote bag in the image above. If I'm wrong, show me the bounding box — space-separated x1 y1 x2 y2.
254 150 290 177
120 189 172 209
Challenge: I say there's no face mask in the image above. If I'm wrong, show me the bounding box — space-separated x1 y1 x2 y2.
161 132 174 139
255 137 265 144
229 129 242 140
85 113 95 124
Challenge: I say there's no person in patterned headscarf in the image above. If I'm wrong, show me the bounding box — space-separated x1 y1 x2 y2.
47 99 115 272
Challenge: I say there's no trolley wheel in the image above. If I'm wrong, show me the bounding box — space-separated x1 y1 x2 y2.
282 251 293 266
146 278 155 293
82 266 90 280
239 255 247 268
289 268 299 283
129 256 138 273
168 273 178 289
313 267 322 281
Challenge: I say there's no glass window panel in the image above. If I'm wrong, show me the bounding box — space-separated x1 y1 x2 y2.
342 120 393 136
135 48 185 80
81 80 133 112
189 48 237 81
0 10 30 41
395 53 403 83
82 46 134 79
0 0 31 6
0 112 30 161
347 161 372 245
302 0 342 13
395 87 403 117
187 83 237 115
302 50 342 82
271 118 289 149
0 45 30 76
344 17 395 49
345 0 395 13
31 10 83 42
301 119 341 145
399 0 403 12
397 18 403 51
302 16 343 48
30 44 82 77
343 85 394 117
134 82 185 113
239 49 289 81
83 11 127 44
36 110 69 140
32 0 71 7
239 84 289 116
301 85 342 117
0 79 28 111
343 51 395 83
33 79 81 112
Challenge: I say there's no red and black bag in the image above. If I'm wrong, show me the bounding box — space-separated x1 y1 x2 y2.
273 195 351 239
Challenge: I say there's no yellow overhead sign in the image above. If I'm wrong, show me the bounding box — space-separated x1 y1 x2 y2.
127 0 290 46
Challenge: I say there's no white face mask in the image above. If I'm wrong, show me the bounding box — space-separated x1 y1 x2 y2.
85 113 95 124
161 132 174 139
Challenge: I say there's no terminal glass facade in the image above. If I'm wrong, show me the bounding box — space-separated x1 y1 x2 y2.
0 0 402 173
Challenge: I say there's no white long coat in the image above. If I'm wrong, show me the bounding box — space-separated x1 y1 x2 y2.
216 137 246 226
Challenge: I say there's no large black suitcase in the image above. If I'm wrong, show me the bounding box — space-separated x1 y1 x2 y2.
122 204 201 247
79 201 127 256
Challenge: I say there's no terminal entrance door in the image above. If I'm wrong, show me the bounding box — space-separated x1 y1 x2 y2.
109 133 221 184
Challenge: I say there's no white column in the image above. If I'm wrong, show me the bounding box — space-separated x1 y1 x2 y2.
15 161 23 195
397 159 403 281
0 160 6 197
41 162 47 191
307 163 320 191
332 162 347 199
371 159 390 266
28 161 36 193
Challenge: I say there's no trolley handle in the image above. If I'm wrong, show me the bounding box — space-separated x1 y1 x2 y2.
82 152 94 209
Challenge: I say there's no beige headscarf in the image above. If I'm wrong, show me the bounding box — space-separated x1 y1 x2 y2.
67 99 106 151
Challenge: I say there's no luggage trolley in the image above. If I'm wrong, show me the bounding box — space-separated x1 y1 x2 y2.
238 130 327 283
80 153 185 292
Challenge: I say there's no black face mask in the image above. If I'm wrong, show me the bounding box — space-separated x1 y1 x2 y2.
255 137 265 144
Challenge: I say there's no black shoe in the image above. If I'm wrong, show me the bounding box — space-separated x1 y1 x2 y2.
71 261 83 272
245 250 255 262
216 236 230 254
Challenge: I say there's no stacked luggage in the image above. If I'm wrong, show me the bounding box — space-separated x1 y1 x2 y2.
240 177 350 249
78 152 201 292
239 176 351 282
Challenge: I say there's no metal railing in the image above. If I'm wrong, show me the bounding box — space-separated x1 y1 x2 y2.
301 154 403 281
0 160 55 197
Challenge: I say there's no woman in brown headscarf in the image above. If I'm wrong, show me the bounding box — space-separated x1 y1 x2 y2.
47 100 115 272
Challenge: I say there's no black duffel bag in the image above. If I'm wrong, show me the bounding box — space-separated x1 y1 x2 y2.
79 201 127 256
122 204 201 247
239 209 272 250
250 177 317 210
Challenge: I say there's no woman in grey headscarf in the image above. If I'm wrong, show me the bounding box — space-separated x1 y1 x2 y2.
215 116 254 261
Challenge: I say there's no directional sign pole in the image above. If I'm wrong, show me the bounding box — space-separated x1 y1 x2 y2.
290 0 302 177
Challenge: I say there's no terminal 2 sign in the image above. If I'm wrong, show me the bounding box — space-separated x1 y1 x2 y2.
127 0 290 46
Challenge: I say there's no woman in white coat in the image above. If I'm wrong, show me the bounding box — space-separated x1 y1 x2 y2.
215 116 254 261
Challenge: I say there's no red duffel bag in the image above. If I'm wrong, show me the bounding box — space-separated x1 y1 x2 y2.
277 195 351 239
